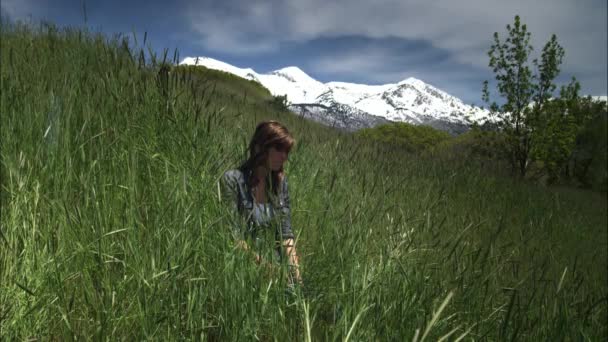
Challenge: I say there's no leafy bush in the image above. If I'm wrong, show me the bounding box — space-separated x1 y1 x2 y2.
570 100 608 191
269 94 289 111
356 122 451 153
445 126 507 159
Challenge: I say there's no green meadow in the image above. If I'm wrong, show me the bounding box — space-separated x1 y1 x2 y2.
1 21 606 340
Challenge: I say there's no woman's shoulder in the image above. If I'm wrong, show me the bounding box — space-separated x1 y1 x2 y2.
279 173 290 194
223 168 243 179
222 169 245 184
281 173 289 186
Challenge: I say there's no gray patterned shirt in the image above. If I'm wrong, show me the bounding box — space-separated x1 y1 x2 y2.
220 169 295 243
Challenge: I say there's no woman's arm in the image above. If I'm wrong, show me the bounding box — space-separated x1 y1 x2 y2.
220 171 261 262
278 177 302 283
283 238 301 283
235 239 263 264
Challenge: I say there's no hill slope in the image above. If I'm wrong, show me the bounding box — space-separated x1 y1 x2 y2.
2 21 606 340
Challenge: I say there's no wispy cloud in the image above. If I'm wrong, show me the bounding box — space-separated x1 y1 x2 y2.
307 43 489 103
3 0 604 103
186 0 288 54
185 0 607 96
1 0 38 20
311 48 400 78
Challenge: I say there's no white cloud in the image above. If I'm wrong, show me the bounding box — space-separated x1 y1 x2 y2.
187 0 288 53
1 0 37 20
311 48 400 77
308 46 489 102
185 0 606 94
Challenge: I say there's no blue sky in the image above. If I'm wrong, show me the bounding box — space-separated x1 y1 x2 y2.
2 0 606 104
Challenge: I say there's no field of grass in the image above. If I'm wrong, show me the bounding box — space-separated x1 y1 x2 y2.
1 21 607 340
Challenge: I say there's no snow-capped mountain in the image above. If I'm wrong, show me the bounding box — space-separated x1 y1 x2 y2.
180 57 489 133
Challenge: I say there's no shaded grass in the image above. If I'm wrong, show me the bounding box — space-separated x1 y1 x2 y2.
1 20 606 340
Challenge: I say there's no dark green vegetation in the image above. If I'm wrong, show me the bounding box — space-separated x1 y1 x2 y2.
171 64 273 102
360 16 608 192
482 15 606 186
356 103 607 191
357 122 451 153
1 21 607 340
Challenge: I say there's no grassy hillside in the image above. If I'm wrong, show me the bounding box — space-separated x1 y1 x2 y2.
170 64 274 103
1 21 607 340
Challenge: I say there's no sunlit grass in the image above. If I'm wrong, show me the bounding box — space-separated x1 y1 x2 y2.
1 20 606 340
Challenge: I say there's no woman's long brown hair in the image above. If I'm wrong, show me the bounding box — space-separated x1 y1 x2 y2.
239 120 294 200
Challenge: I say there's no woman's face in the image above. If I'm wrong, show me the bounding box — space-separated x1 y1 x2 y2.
267 146 289 171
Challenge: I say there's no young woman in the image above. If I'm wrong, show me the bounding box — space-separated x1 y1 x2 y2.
220 120 301 283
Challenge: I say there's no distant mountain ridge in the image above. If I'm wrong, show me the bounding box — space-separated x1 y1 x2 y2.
180 56 489 133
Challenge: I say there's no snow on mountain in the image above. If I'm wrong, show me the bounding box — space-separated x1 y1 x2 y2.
258 66 326 103
591 95 607 103
180 57 259 81
180 56 490 133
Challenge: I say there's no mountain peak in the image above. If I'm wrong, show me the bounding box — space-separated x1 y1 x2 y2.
271 66 315 83
275 66 305 74
398 77 427 88
180 56 490 131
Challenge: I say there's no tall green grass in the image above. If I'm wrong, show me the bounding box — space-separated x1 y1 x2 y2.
1 21 606 340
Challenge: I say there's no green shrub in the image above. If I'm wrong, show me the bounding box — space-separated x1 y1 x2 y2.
571 105 608 191
356 122 451 153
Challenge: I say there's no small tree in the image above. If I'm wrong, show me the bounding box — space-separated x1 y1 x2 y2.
529 79 582 182
482 15 580 178
270 94 289 111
